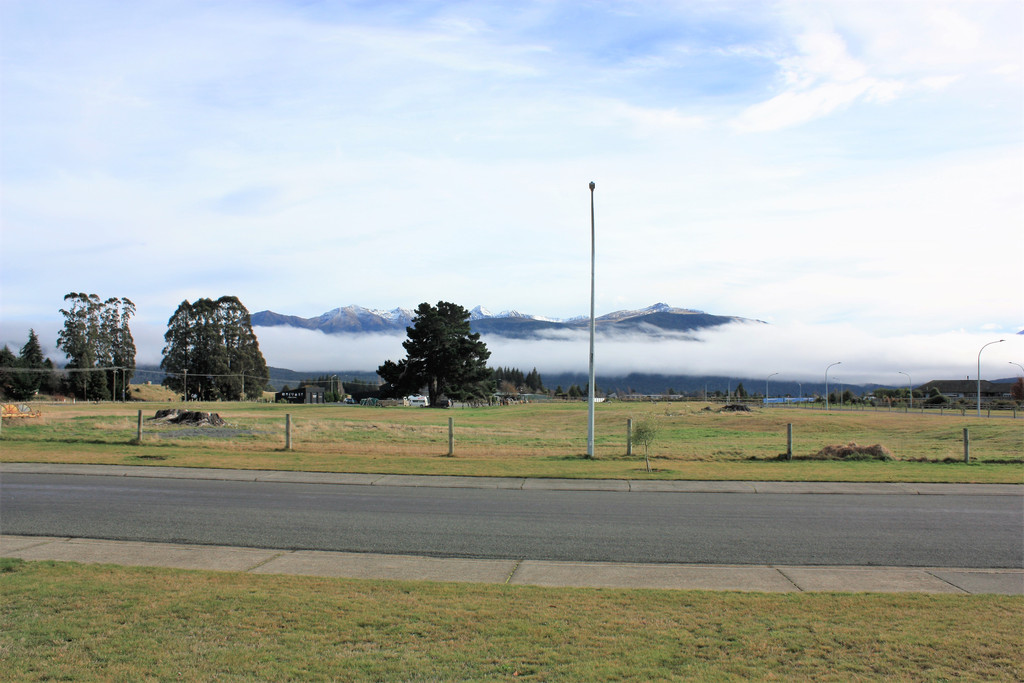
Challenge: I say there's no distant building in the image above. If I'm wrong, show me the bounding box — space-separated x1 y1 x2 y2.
275 386 326 404
916 380 1013 400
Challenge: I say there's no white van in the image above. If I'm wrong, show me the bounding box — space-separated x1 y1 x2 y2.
407 395 429 407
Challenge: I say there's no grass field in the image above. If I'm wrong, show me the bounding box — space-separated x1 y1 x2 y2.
1 398 1021 483
2 559 1021 681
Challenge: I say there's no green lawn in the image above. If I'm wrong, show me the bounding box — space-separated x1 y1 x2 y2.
2 400 1021 483
2 559 1021 681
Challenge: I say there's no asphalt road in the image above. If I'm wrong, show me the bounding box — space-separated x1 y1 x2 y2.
3 473 1021 568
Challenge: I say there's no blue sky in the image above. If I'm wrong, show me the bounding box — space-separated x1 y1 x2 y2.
1 0 1021 381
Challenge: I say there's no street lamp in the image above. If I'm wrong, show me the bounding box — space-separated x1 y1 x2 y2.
587 181 596 458
765 372 778 404
1010 362 1024 375
825 362 841 411
977 340 1005 416
898 371 911 410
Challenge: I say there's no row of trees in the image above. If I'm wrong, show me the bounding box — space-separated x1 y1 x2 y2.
55 293 136 400
0 330 60 400
2 293 269 402
160 296 269 401
493 366 544 394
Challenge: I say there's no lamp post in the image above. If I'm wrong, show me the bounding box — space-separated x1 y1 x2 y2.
1010 362 1024 375
898 371 911 410
765 372 778 404
825 362 841 411
587 181 596 458
977 340 1005 416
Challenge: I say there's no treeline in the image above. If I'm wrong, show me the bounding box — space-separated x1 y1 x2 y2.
0 330 60 400
2 292 138 401
493 367 544 393
1 291 273 402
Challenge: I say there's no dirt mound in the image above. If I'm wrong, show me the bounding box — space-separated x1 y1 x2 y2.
721 404 752 412
812 442 893 461
150 409 225 427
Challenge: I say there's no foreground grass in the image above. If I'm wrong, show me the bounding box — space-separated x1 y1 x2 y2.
2 560 1021 681
2 400 1021 483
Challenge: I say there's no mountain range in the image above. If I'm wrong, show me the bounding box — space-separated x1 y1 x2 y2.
250 303 755 339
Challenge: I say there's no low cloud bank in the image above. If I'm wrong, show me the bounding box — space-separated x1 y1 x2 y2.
255 322 1023 385
11 320 1017 387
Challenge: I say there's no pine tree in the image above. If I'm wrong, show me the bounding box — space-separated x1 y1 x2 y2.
378 301 492 406
525 368 544 392
0 346 17 399
9 329 47 399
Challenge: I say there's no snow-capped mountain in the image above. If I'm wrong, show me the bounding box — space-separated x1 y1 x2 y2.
251 303 754 339
596 302 705 321
253 305 415 334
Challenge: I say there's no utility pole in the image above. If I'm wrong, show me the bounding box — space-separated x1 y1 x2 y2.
587 181 596 458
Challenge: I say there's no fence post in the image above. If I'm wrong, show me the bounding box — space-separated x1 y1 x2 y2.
963 428 969 463
286 414 292 451
448 416 454 456
137 410 143 442
786 423 793 460
626 418 633 456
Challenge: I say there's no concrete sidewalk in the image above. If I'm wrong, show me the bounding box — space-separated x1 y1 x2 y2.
3 534 1022 594
3 462 1022 495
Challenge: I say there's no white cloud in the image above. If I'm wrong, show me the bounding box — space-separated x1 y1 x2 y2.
734 78 900 132
247 322 1024 387
1 0 1020 361
255 328 407 373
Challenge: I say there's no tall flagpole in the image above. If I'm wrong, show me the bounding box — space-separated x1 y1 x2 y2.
587 181 596 458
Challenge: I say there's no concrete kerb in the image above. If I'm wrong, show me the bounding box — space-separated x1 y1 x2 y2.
3 463 1022 496
3 535 1022 595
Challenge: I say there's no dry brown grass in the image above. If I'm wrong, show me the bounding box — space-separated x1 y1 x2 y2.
2 399 1021 482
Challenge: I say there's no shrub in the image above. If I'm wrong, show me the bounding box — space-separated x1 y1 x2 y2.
632 418 659 472
812 442 893 461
